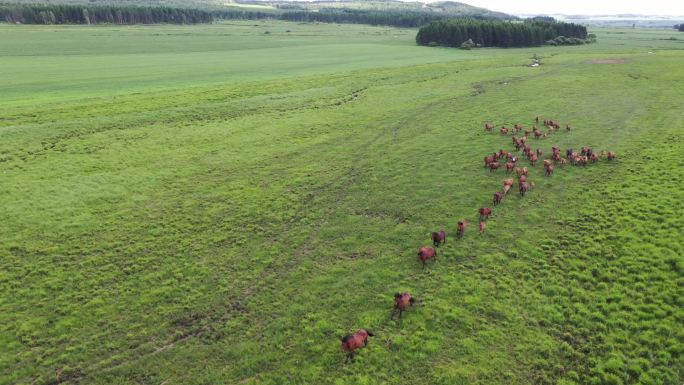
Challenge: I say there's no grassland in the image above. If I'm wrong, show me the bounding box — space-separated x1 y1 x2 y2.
1 21 683 385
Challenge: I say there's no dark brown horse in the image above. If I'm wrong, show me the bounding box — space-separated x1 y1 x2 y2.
457 221 467 238
519 182 529 196
432 231 446 247
493 191 503 205
341 329 375 363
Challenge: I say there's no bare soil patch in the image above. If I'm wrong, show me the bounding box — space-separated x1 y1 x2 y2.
587 58 629 64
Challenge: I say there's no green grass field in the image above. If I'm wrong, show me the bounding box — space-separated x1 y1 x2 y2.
1 21 683 385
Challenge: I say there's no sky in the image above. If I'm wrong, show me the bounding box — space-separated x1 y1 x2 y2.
455 0 684 16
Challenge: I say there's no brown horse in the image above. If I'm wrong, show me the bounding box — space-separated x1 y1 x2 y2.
606 151 616 160
545 163 554 176
529 154 538 166
432 231 446 247
493 191 503 205
417 247 437 269
479 207 492 220
479 222 486 234
519 182 529 196
392 292 415 319
506 162 515 172
484 123 494 131
457 220 467 238
341 329 375 363
489 162 500 172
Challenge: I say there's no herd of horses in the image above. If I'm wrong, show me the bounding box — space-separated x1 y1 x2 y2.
340 116 616 363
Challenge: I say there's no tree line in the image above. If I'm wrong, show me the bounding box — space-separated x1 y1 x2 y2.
416 19 589 48
0 3 517 28
0 3 213 24
213 8 501 28
278 9 490 28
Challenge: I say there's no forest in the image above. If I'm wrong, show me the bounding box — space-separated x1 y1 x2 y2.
416 18 589 48
0 3 213 24
0 2 513 27
278 9 485 28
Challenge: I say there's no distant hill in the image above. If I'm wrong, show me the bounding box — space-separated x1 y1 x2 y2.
3 0 515 27
6 0 514 19
241 0 513 19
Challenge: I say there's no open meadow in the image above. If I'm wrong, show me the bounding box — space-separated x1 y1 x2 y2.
1 21 683 385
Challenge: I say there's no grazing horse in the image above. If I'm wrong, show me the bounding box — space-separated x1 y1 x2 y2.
545 163 554 176
484 156 494 168
519 182 529 196
503 178 514 195
479 207 492 220
606 151 616 160
560 158 568 167
566 149 574 158
519 174 527 184
493 191 503 205
417 247 437 269
566 124 571 131
489 162 500 172
543 159 552 168
392 292 415 319
506 162 515 172
579 156 588 166
479 222 486 234
536 148 543 157
500 127 509 135
341 329 375 363
432 230 446 247
485 123 494 131
590 153 599 163
529 154 538 166
457 221 467 238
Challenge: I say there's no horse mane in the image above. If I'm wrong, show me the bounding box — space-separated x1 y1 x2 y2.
341 335 352 343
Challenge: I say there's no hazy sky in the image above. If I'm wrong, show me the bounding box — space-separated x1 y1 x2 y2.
456 0 684 16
